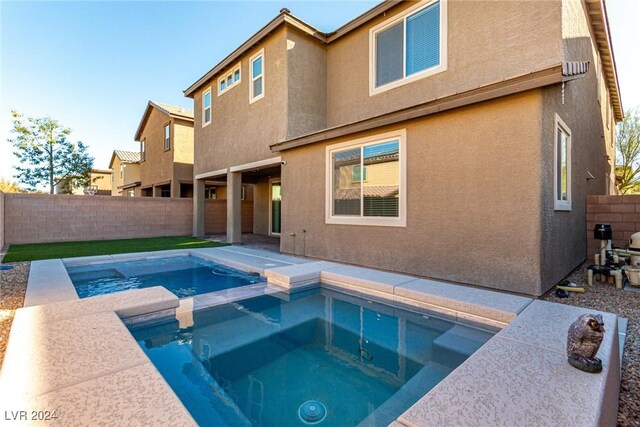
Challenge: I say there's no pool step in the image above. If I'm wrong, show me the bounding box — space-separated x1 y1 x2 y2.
432 325 494 367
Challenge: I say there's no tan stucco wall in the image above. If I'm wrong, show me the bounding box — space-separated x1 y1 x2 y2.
204 200 254 234
173 118 195 197
111 157 141 196
137 109 194 197
286 26 327 140
281 91 545 295
3 194 192 244
252 178 272 236
91 171 112 192
325 0 562 127
538 0 616 289
123 163 141 194
139 108 175 193
193 27 288 175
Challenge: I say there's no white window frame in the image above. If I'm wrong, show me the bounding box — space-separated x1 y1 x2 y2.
217 62 241 96
202 87 212 127
554 114 572 211
140 139 146 162
325 129 407 227
249 49 265 104
369 0 448 96
164 124 171 151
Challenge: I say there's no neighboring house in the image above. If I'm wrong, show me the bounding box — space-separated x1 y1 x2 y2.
55 169 113 196
133 101 195 198
108 150 141 196
185 0 622 297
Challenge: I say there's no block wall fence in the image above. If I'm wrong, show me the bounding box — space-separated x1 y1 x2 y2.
0 191 5 250
0 193 254 246
586 195 640 258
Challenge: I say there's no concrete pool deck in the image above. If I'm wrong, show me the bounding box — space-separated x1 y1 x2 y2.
0 247 623 426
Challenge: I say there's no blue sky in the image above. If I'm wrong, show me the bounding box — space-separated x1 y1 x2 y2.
0 0 638 183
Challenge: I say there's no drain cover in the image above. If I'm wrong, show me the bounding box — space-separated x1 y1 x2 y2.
298 400 327 424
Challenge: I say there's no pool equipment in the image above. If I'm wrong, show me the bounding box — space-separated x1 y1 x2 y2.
588 224 623 288
588 224 640 288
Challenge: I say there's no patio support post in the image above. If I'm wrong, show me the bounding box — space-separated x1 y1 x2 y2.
227 171 242 243
193 179 205 237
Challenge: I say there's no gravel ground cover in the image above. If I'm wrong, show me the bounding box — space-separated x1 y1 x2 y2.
542 262 639 426
0 262 29 369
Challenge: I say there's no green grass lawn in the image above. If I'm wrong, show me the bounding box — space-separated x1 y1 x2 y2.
2 236 228 262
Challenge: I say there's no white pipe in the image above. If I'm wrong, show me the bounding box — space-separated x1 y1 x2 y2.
595 254 600 266
613 270 623 289
587 269 594 286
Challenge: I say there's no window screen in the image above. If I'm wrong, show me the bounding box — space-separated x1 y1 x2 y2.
374 0 441 88
406 2 440 76
375 22 403 87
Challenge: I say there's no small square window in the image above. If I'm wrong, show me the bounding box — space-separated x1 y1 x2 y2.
234 69 240 82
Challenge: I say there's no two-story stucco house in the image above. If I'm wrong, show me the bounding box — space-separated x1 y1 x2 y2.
186 0 622 297
108 150 141 196
133 101 195 198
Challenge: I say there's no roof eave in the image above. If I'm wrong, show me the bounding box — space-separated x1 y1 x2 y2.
184 12 327 98
586 0 623 121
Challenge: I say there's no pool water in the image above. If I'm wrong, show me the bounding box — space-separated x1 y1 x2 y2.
130 288 495 426
67 256 262 298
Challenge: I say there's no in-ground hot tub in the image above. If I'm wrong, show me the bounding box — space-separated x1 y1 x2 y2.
66 255 263 298
130 287 495 427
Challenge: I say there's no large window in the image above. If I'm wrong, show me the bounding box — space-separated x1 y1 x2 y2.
326 130 406 227
203 88 212 126
370 0 446 94
250 49 264 103
218 63 241 95
164 124 171 151
554 114 572 211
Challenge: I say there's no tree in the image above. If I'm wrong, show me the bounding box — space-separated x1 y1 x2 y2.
616 108 640 194
8 111 94 194
0 179 26 193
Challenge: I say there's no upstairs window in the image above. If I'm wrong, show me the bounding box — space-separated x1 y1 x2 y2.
371 0 446 94
554 114 572 211
140 139 146 162
218 63 241 95
203 88 212 126
164 124 171 151
250 49 264 103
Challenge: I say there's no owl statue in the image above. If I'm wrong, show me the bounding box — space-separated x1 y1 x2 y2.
566 314 605 373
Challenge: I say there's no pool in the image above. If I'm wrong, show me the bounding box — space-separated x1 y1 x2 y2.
67 256 263 298
130 288 495 426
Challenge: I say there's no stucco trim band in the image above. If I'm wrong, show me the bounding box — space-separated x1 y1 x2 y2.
195 168 229 180
271 64 574 152
229 156 282 173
